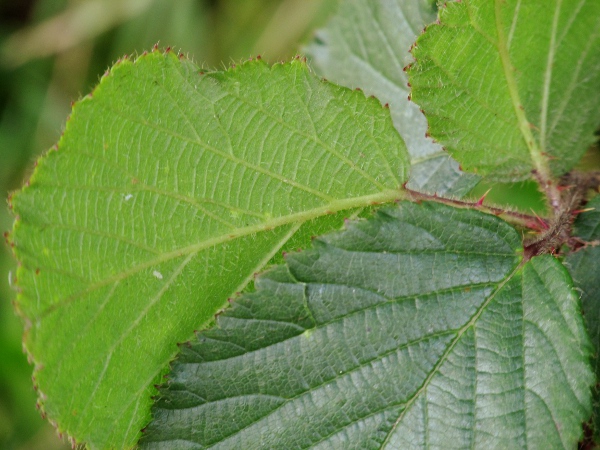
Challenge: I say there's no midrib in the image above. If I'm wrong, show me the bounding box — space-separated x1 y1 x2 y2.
34 188 406 320
494 0 551 180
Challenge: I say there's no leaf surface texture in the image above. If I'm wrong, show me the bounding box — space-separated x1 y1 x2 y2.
141 202 593 449
566 195 600 439
408 0 600 180
10 51 409 448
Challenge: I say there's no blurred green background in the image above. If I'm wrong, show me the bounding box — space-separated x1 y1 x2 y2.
0 1 597 448
0 1 338 448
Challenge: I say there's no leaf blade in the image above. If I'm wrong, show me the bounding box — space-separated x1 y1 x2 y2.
10 51 409 448
408 0 600 181
566 195 600 439
140 202 593 449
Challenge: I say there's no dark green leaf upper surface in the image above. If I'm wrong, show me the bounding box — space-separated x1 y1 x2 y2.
9 51 409 449
306 0 479 196
566 195 600 438
408 0 600 181
141 202 592 449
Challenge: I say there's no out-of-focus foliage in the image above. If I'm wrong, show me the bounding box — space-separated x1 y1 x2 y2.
0 1 335 448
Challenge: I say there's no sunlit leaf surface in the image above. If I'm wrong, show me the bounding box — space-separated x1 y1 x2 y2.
9 51 410 448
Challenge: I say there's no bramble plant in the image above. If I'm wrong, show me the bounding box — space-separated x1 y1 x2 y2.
6 0 600 448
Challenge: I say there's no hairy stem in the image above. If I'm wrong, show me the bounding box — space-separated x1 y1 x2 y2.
533 169 562 216
407 170 600 260
494 0 562 215
404 188 546 230
524 170 600 259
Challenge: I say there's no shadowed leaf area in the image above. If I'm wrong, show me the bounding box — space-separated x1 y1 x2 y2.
306 0 479 195
567 195 600 440
141 202 592 449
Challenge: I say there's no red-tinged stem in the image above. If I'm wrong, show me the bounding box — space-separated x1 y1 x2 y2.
406 170 600 259
404 188 547 230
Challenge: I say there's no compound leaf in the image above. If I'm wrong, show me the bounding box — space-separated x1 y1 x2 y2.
141 202 593 449
9 51 409 449
408 0 600 181
566 195 600 439
306 0 479 196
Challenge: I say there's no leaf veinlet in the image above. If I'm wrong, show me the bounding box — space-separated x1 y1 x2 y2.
9 51 410 448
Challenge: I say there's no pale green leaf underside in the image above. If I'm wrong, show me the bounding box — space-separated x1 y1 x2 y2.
409 0 600 181
10 52 409 448
141 202 592 449
566 195 600 438
305 0 479 196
